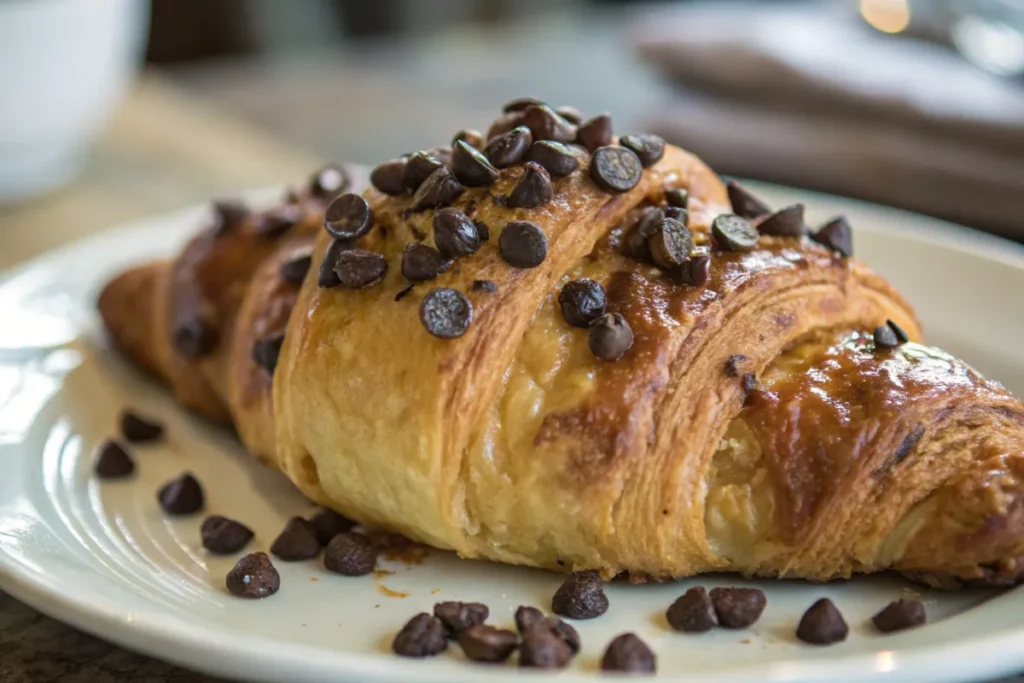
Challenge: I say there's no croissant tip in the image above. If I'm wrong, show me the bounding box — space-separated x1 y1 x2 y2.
97 262 165 378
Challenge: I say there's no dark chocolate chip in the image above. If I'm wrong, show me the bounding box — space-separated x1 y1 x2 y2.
620 133 665 168
158 473 204 516
451 140 498 187
394 283 415 301
555 105 584 125
324 531 377 575
624 207 664 261
94 440 134 479
796 598 848 645
433 207 481 257
120 410 164 443
370 158 408 195
710 587 767 628
324 193 374 241
201 515 254 555
874 322 901 349
648 217 694 269
520 104 577 143
810 216 853 257
665 206 688 224
551 569 609 620
665 188 689 208
226 552 279 599
318 239 354 288
172 315 217 359
673 254 711 287
515 605 545 634
409 167 464 211
577 114 613 152
420 288 473 339
452 128 485 149
499 220 548 268
527 140 580 177
742 373 758 394
712 214 760 251
474 220 490 242
601 633 656 674
544 617 581 653
507 161 553 209
666 586 718 633
758 204 806 237
519 626 573 669
559 278 606 328
872 599 926 633
727 180 770 220
503 96 545 113
428 145 453 166
308 508 356 546
333 249 388 289
485 125 533 169
458 625 518 663
889 320 910 343
279 249 313 285
402 151 444 192
257 205 302 238
252 333 285 374
434 601 489 638
487 111 525 141
724 354 748 378
393 613 448 658
211 199 250 236
588 313 634 362
472 280 498 293
270 516 321 561
309 163 349 199
401 243 452 282
590 146 643 193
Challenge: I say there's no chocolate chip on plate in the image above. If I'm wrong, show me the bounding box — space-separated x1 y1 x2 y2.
667 586 719 633
226 552 280 599
648 217 694 269
401 243 452 282
201 515 254 555
590 146 643 193
158 473 204 516
520 104 577 143
420 288 473 339
516 608 581 652
810 216 853 257
726 180 771 220
601 633 656 674
874 322 900 349
485 125 533 169
758 204 806 237
318 239 353 288
410 166 464 211
665 188 689 208
796 598 848 645
434 601 489 638
519 626 573 669
324 531 377 576
499 220 548 268
620 133 665 168
710 587 767 629
507 161 553 209
172 314 217 359
872 599 926 633
257 205 302 239
433 207 481 257
94 440 134 479
503 96 545 113
452 128 485 149
451 140 498 187
271 516 321 561
308 508 355 546
252 333 285 374
712 214 760 252
515 605 545 633
370 158 408 195
309 163 349 199
673 254 711 287
559 278 606 328
527 140 580 177
120 410 164 443
324 193 374 241
402 151 444 192
552 569 609 620
724 354 748 378
211 199 250 236
279 248 313 285
458 625 519 663
333 249 387 289
555 105 584 125
588 313 634 362
472 279 498 293
393 613 448 658
577 114 613 152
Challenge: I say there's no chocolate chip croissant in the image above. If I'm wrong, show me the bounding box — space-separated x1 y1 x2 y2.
99 102 1024 586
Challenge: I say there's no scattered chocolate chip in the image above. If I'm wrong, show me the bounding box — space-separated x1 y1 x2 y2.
724 354 748 378
667 586 718 633
158 473 204 516
420 288 473 339
451 140 498 187
601 633 655 674
434 601 489 638
874 322 899 348
270 516 321 561
665 206 688 224
727 180 770 220
648 217 694 269
590 146 643 193
507 161 553 209
544 617 581 653
472 279 498 293
577 114 613 152
515 606 545 634
226 552 279 599
559 279 606 328
251 333 285 375
499 220 548 268
211 199 250 236
555 105 584 125
318 239 353 288
503 96 545 113
324 193 374 241
673 254 711 287
485 125 533 169
393 613 448 658
552 570 609 620
520 104 577 143
712 214 760 251
665 188 689 208
889 320 910 343
201 515 254 555
94 440 134 479
433 207 481 257
309 163 349 199
402 152 444 192
370 158 408 195
279 249 313 285
324 531 377 575
624 207 664 261
308 508 356 546
452 128 485 149
796 598 848 645
741 373 758 394
872 599 926 633
120 410 164 443
519 626 573 669
810 216 853 257
620 133 665 168
710 587 767 629
527 140 580 177
588 313 634 362
474 220 490 241
172 314 216 359
333 249 388 289
458 625 518 663
257 205 302 238
410 167 464 211
401 243 452 282
758 204 806 237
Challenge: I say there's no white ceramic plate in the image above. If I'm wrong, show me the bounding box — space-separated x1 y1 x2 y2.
2 184 1024 683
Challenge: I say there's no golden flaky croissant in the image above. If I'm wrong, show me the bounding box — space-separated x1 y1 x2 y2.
98 102 1024 587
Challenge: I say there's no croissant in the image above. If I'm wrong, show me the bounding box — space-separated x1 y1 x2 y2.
99 103 1024 587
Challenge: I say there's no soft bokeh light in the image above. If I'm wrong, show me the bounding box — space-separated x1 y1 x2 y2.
860 0 911 34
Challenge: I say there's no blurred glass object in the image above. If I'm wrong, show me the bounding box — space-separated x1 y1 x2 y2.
859 0 911 33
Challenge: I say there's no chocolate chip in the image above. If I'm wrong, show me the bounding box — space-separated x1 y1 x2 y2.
726 180 770 219
318 239 353 288
673 254 711 287
888 320 910 343
810 216 853 257
401 243 451 282
552 569 609 620
201 515 254 555
712 214 759 251
503 96 545 113
620 133 665 168
402 151 443 192
724 354 748 378
577 114 613 152
555 105 584 125
665 206 688 224
226 552 279 599
666 586 718 633
434 601 489 638
308 508 356 546
487 111 525 141
452 128 484 149
433 207 481 257
211 199 249 236
526 140 580 178
499 220 548 268
257 205 302 238
252 333 285 374
370 158 408 195
519 626 573 669
280 249 313 285
393 613 447 658
710 587 767 628
120 410 164 443
324 193 373 241
451 140 498 187
520 104 577 143
872 599 926 633
544 617 581 653
485 125 533 169
419 288 473 338
588 313 634 362
394 283 414 301
472 280 498 293
271 516 321 561
324 531 377 575
515 605 545 634
458 625 518 663
601 633 655 674
507 161 553 209
796 598 848 645
559 279 606 328
741 373 758 394
94 440 134 479
410 167 464 211
624 207 664 261
590 146 643 193
309 163 349 199
428 145 453 166
333 249 387 289
665 188 689 208
758 204 806 237
648 217 694 269
172 314 216 359
474 220 490 241
158 473 204 516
